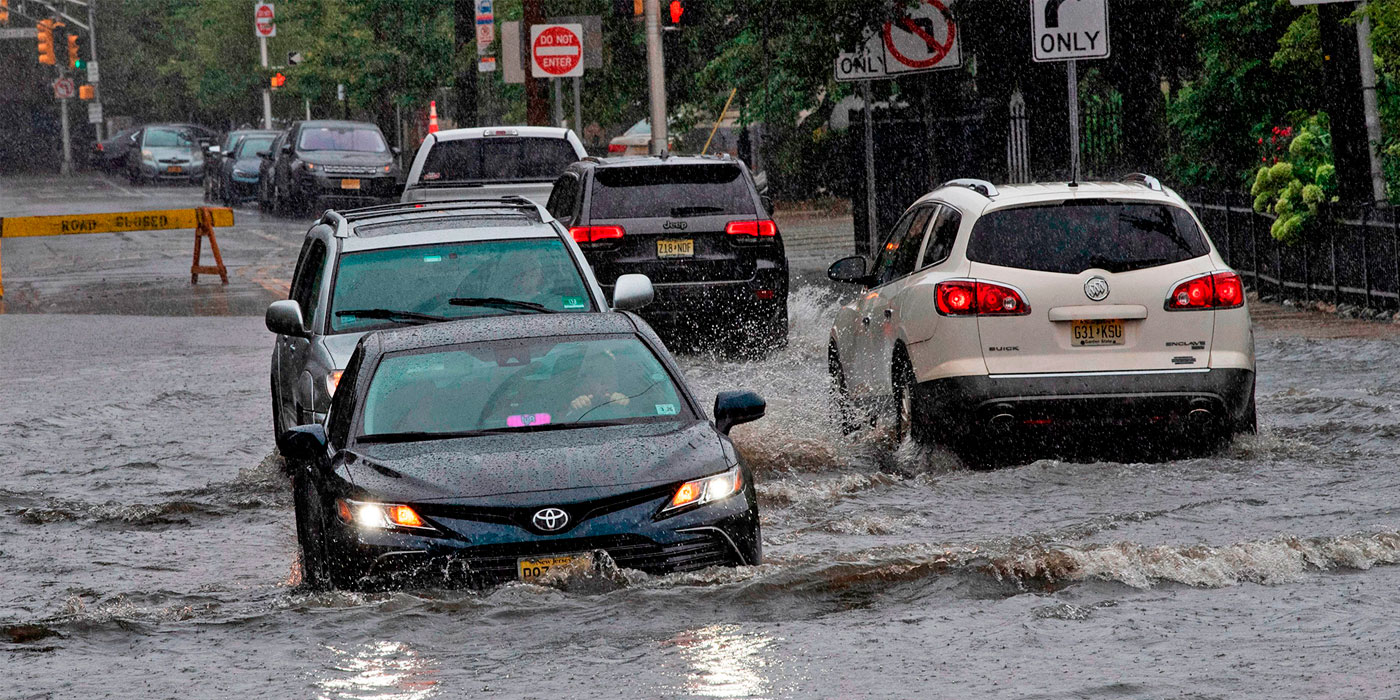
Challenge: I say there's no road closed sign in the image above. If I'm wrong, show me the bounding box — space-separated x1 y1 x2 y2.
1031 0 1109 62
835 0 960 82
254 3 276 38
531 24 584 78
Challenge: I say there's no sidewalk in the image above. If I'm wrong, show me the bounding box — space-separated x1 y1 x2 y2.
776 209 855 272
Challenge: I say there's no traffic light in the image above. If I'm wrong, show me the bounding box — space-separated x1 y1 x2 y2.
668 0 684 24
1 0 10 26
78 84 94 100
36 19 56 65
612 0 643 17
270 72 286 90
665 1 700 27
67 33 80 69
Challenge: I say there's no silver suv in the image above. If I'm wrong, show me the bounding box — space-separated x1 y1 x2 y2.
265 197 653 436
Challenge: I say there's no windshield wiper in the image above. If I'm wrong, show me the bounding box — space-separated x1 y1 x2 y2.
358 420 635 443
448 297 556 314
335 308 452 325
1086 255 1173 273
670 206 725 217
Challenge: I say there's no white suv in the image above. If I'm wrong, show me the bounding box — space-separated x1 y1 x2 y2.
826 175 1256 462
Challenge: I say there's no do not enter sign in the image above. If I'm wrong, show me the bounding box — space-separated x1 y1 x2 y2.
254 3 276 38
531 24 584 78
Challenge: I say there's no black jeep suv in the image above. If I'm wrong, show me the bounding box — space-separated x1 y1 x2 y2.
545 155 788 349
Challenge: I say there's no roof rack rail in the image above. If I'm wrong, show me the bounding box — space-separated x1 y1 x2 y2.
1122 173 1163 191
940 178 999 198
326 198 549 236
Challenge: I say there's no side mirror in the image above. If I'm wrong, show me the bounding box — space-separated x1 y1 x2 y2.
761 195 774 216
611 273 654 311
391 146 402 156
714 390 766 434
256 150 271 159
207 145 221 154
277 424 328 461
266 299 309 337
282 143 293 154
224 150 238 158
828 255 873 285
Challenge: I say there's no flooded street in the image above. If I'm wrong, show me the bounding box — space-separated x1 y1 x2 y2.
5 285 1400 697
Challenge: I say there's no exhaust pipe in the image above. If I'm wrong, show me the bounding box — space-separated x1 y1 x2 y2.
989 411 1016 431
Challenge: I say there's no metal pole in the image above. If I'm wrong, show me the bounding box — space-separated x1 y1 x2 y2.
862 80 878 257
60 94 73 176
644 0 667 155
304 98 310 120
551 78 563 128
259 35 272 129
87 0 104 141
1358 2 1386 204
572 76 583 135
1067 59 1080 182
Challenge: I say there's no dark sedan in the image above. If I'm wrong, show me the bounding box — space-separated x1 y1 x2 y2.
277 312 766 590
208 130 279 204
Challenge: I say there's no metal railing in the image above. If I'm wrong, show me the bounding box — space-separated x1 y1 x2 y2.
1185 188 1400 311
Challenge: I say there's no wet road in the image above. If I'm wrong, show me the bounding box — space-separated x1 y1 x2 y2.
4 178 1400 697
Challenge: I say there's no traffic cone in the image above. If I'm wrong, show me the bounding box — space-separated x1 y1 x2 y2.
428 100 439 134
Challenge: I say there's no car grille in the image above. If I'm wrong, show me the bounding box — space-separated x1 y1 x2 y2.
321 164 381 175
372 533 739 587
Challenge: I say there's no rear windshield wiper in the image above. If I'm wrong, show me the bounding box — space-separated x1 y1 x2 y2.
449 297 556 314
670 206 726 217
1086 255 1174 273
335 308 453 324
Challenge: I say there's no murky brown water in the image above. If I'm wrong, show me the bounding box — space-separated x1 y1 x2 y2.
5 294 1400 698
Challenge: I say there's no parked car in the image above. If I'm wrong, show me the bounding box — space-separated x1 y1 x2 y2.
261 120 401 215
126 124 212 185
91 126 139 172
264 197 654 435
276 311 766 589
548 155 788 350
825 175 1257 464
402 126 586 205
607 118 678 156
206 130 279 204
257 130 290 213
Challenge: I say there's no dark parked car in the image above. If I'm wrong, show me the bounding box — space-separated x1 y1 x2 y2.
91 126 139 172
276 312 766 590
260 120 401 215
206 130 279 204
547 155 789 350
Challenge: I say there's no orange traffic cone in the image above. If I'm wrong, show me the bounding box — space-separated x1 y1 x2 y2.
428 100 439 134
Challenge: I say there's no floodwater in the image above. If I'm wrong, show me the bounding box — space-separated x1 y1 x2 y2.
4 292 1400 698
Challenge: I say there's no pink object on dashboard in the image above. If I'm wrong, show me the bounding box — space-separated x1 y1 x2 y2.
507 413 552 428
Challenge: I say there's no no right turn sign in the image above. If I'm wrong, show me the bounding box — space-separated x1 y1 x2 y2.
1031 0 1109 62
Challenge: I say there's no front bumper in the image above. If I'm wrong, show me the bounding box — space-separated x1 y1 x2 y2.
914 368 1256 440
325 487 760 588
141 162 202 179
297 173 399 206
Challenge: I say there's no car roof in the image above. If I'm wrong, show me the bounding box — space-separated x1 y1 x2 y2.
297 119 382 129
582 154 743 169
430 126 575 142
916 178 1184 214
367 313 641 356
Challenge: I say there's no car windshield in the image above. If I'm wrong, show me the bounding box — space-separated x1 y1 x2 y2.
966 201 1210 274
590 164 754 218
418 137 579 183
359 336 687 440
145 128 195 148
238 136 275 158
298 126 388 153
328 238 592 333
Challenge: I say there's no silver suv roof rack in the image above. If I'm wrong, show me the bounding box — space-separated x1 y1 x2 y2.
323 198 549 237
940 178 999 198
1122 173 1163 191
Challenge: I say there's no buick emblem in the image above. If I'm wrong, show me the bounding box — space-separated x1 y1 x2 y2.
1084 276 1110 302
532 507 569 532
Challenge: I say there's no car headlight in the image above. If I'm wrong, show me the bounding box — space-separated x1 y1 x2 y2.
302 161 317 172
663 466 743 513
336 499 435 532
141 149 154 160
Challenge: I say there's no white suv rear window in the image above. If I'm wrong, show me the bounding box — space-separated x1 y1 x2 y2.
967 201 1209 274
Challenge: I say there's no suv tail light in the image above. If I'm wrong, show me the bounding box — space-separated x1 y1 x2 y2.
571 225 625 244
725 220 777 238
935 279 1031 317
1165 271 1244 311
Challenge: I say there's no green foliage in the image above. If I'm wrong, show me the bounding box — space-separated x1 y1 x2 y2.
1250 114 1336 243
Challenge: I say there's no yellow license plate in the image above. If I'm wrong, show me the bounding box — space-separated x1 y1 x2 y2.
1072 319 1125 347
165 166 183 173
657 239 694 258
518 553 591 582
341 179 362 190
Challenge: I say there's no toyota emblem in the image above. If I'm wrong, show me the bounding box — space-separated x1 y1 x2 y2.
1084 276 1110 302
532 507 569 532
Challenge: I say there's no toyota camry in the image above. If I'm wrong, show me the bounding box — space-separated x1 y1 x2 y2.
277 312 765 589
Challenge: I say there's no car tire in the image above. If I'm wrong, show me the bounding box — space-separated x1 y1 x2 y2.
292 473 334 590
891 350 932 447
1236 388 1258 435
828 342 861 436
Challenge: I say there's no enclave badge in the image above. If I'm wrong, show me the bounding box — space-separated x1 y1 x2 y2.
1084 276 1109 301
532 507 569 532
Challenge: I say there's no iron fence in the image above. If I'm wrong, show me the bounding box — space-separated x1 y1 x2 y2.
1184 189 1400 312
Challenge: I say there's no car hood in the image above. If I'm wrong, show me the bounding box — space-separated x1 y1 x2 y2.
233 155 264 171
339 421 728 505
301 151 393 166
321 331 367 370
402 180 554 205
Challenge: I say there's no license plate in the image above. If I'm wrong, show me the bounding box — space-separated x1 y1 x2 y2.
517 552 592 582
657 239 694 258
1072 319 1125 347
165 166 183 174
341 178 362 190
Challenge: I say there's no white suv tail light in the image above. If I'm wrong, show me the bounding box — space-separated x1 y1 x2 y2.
1165 271 1244 311
935 279 1031 317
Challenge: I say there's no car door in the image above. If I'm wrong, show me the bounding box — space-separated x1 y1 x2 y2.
898 203 969 346
278 237 329 424
847 206 934 396
864 205 937 395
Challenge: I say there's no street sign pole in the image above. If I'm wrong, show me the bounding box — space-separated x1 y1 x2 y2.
862 80 877 258
573 76 583 133
87 0 104 141
1067 59 1079 182
59 92 72 176
259 35 272 129
644 0 667 155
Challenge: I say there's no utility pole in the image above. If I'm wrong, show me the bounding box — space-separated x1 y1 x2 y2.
1067 59 1080 182
644 0 667 154
524 0 547 125
259 33 272 128
87 0 103 141
59 84 72 175
1358 1 1386 204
